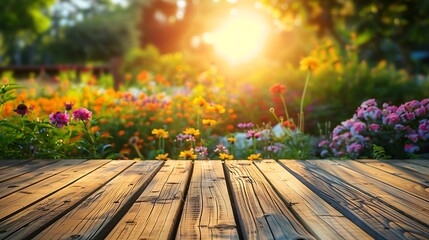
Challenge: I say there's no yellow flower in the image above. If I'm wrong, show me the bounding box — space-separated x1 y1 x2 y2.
152 128 169 138
202 118 217 126
300 56 320 71
227 137 237 144
247 153 262 160
192 96 207 107
179 149 197 160
155 153 170 160
183 128 200 137
219 153 234 160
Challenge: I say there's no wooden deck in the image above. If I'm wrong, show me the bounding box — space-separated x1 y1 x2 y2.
0 159 428 239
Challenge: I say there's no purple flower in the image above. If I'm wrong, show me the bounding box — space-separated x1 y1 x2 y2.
195 146 208 159
64 102 74 111
404 144 419 154
237 122 254 129
14 103 30 117
49 111 70 128
418 119 429 140
346 143 363 154
320 150 329 158
72 108 92 121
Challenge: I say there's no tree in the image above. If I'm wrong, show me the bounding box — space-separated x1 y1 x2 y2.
0 0 54 64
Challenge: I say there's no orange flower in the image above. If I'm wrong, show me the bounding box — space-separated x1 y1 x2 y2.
118 130 126 136
282 120 296 130
300 56 320 71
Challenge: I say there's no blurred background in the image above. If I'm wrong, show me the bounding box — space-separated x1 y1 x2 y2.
1 0 429 133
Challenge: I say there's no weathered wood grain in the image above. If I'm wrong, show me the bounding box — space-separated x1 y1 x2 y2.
176 160 238 240
0 160 86 199
357 160 429 187
33 160 163 240
0 160 32 171
0 160 110 220
224 160 315 240
0 160 133 240
335 160 429 200
312 160 429 224
392 160 429 176
255 160 371 239
106 160 192 240
281 160 429 240
0 160 59 183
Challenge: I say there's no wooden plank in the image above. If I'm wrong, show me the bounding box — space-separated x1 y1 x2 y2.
358 160 429 186
335 160 429 200
392 160 429 176
106 160 192 240
0 160 135 239
254 160 371 239
224 160 315 240
0 160 110 220
310 160 429 224
0 160 86 199
0 160 32 171
0 160 59 183
176 160 238 240
33 161 163 240
281 160 429 240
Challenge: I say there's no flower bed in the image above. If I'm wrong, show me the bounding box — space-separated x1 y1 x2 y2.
1 56 428 160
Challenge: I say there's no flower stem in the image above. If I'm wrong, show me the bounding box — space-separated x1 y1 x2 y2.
300 71 311 132
280 95 290 122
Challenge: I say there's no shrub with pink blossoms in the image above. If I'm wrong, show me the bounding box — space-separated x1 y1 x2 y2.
320 98 429 159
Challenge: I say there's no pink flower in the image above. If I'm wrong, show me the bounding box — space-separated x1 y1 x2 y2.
418 119 429 140
415 106 426 117
246 130 261 139
72 108 92 121
404 144 419 154
383 113 400 125
350 122 366 136
49 111 70 128
318 140 329 147
369 124 380 132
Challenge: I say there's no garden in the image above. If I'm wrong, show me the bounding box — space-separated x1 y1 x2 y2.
1 0 428 160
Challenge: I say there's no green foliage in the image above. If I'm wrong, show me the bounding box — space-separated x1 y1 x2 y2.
0 0 54 34
370 144 391 160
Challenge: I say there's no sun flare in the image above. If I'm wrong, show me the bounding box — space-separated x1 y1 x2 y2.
205 11 270 65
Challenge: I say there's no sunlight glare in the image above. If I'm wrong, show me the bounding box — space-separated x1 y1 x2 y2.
207 11 270 65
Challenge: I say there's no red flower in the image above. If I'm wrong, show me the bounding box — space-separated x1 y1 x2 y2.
283 120 296 130
270 84 286 95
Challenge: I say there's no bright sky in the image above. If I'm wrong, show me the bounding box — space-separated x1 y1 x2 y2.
203 9 270 65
